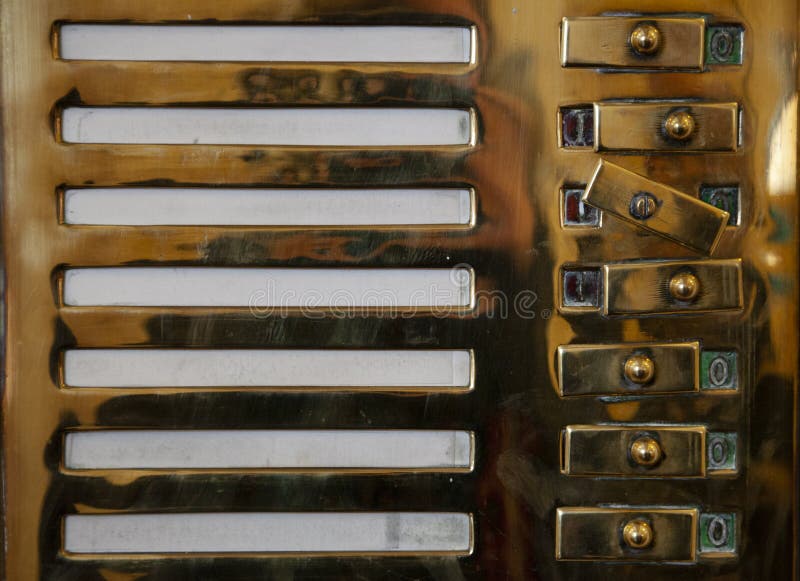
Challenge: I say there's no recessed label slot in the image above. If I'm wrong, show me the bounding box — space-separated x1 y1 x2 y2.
62 349 473 389
62 267 474 308
59 107 474 146
57 24 474 64
63 512 473 555
64 429 474 471
62 188 474 227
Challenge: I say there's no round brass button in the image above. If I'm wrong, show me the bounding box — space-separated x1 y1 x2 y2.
624 354 655 385
623 519 654 550
630 23 661 55
664 110 696 141
630 436 663 467
669 272 700 302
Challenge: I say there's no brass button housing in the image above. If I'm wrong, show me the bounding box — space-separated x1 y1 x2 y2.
624 354 655 385
664 110 696 141
669 272 701 301
630 23 661 55
623 520 654 549
630 436 663 467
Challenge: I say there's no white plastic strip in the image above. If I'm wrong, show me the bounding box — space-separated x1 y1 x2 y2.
58 25 473 64
60 107 473 146
62 188 473 226
64 512 473 554
62 267 473 308
64 430 473 470
62 349 473 389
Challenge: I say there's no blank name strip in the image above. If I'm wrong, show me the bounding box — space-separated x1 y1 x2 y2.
58 24 474 64
62 349 473 389
59 107 474 146
64 430 473 471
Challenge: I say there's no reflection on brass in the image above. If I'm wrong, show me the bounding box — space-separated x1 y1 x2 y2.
629 436 662 467
558 341 699 397
583 160 730 255
629 23 661 56
594 102 739 152
561 17 705 70
561 425 706 477
623 353 655 385
669 271 701 302
603 259 743 315
622 519 653 549
556 507 698 562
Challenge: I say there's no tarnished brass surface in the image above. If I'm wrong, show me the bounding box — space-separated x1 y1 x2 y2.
594 102 740 152
584 160 730 255
561 17 706 70
556 507 698 562
561 425 707 477
0 0 797 579
557 341 700 396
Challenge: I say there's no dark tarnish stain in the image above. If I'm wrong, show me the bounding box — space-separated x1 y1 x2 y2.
122 178 179 188
49 317 77 386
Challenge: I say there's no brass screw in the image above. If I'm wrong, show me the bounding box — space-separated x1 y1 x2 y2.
664 110 696 141
630 436 663 467
669 272 700 301
623 519 654 549
630 192 657 220
624 354 655 385
630 23 661 55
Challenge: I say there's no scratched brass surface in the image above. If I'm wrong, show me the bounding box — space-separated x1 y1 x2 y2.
0 1 797 580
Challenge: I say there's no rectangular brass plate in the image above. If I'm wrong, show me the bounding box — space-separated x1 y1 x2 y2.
561 17 706 70
603 259 743 315
594 102 739 152
556 507 698 561
557 341 699 396
561 425 706 477
584 160 730 255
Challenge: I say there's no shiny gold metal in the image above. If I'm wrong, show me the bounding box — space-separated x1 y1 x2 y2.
623 353 655 385
561 17 705 69
556 508 698 561
557 341 699 397
0 0 796 578
603 259 743 315
630 436 662 467
583 160 730 255
669 271 701 302
629 24 661 56
561 425 707 477
622 519 654 549
664 109 696 141
594 102 739 152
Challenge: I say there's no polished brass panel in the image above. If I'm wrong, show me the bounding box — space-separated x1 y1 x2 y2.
0 0 797 579
555 507 698 562
561 425 707 477
594 101 740 152
557 341 699 397
603 259 743 315
561 17 706 70
584 160 730 255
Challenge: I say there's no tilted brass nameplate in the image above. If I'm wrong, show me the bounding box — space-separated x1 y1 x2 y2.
594 102 740 152
561 425 707 477
603 259 743 315
556 507 698 562
557 341 699 397
561 17 706 70
583 160 730 255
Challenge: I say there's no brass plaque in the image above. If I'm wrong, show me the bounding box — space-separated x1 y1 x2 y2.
556 507 698 562
561 425 707 477
0 0 796 578
594 101 740 152
557 341 699 397
561 17 706 70
603 259 743 315
584 160 730 255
